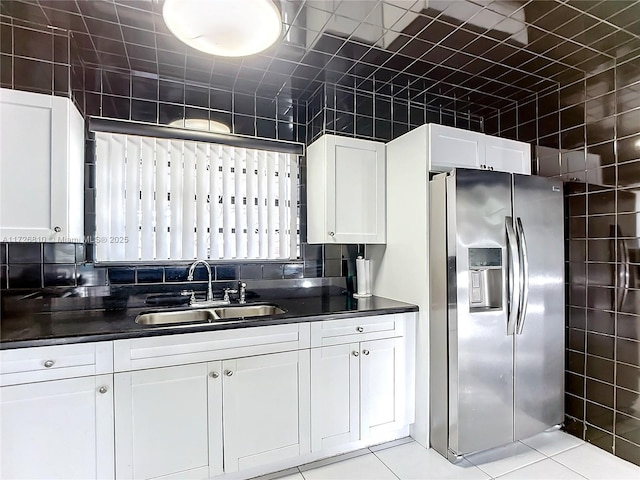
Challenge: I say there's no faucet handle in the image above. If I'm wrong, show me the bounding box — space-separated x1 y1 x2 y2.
223 288 238 302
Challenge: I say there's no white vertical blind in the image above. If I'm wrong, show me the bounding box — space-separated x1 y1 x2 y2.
257 150 268 259
109 136 126 261
182 143 196 260
209 145 221 259
155 139 170 260
124 137 140 260
94 132 298 262
95 134 111 261
169 140 183 259
140 138 155 260
246 150 258 258
195 143 209 260
221 145 234 258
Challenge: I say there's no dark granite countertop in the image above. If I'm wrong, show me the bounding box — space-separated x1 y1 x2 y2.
0 285 418 349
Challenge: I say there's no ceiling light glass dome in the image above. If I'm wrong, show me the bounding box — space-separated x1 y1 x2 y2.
162 0 282 57
169 118 231 134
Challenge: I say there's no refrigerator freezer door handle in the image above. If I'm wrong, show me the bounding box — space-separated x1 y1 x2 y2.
516 217 530 335
506 216 520 336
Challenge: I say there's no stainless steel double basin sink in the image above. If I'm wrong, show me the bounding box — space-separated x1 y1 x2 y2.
135 304 286 326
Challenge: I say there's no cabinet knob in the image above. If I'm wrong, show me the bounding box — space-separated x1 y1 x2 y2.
210 372 219 378
329 231 335 237
362 349 370 356
54 226 62 233
43 360 55 368
98 386 108 394
224 370 233 376
356 326 364 333
352 351 359 357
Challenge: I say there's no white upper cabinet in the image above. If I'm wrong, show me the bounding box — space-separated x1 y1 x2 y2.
0 88 84 242
307 134 386 244
406 123 531 175
484 135 531 174
429 124 485 171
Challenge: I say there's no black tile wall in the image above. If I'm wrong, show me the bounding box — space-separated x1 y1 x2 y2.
306 82 485 145
537 53 640 465
3 1 639 464
0 16 371 292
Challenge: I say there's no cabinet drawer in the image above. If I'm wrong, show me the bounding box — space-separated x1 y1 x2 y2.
114 323 310 372
310 315 399 347
0 342 113 386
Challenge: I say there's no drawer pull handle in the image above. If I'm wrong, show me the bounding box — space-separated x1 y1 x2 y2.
225 370 233 377
210 372 219 379
352 351 359 357
356 326 364 333
362 349 370 355
43 360 55 368
98 386 108 394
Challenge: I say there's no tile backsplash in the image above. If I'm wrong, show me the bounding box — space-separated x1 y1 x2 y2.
0 242 362 291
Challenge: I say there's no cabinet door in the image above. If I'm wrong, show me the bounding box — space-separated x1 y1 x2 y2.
222 350 310 472
326 136 386 244
360 337 406 441
485 136 531 174
207 361 224 478
429 124 484 171
310 343 360 451
114 364 210 480
0 89 84 241
0 374 114 480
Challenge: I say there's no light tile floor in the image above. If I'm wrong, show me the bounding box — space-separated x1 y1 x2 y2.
257 431 640 480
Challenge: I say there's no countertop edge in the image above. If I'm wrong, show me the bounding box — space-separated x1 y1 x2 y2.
0 303 419 350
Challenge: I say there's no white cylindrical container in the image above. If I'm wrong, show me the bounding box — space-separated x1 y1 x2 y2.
354 256 371 297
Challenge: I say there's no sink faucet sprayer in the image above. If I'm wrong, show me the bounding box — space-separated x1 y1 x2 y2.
223 282 247 304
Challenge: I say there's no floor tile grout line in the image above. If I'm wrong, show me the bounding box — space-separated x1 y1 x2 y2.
489 456 583 480
470 451 549 478
546 456 590 480
519 437 586 458
369 448 403 480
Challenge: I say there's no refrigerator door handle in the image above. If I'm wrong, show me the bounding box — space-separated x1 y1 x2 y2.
505 217 520 336
515 217 530 335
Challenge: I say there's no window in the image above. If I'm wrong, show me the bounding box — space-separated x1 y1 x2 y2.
94 131 299 262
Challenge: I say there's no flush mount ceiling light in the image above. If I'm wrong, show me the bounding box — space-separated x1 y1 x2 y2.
169 118 231 134
162 0 282 57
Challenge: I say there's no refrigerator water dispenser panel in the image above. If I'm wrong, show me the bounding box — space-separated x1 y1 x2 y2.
468 248 503 311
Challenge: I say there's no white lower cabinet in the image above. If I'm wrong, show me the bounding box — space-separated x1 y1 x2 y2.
222 350 310 473
114 363 213 480
114 351 310 479
1 313 413 480
311 335 411 452
0 374 115 480
310 343 360 451
360 337 408 439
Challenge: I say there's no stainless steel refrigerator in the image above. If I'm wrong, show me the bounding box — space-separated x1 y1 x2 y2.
429 168 565 462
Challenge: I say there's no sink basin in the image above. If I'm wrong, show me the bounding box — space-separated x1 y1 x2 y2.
212 304 285 319
135 304 286 325
135 309 215 325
